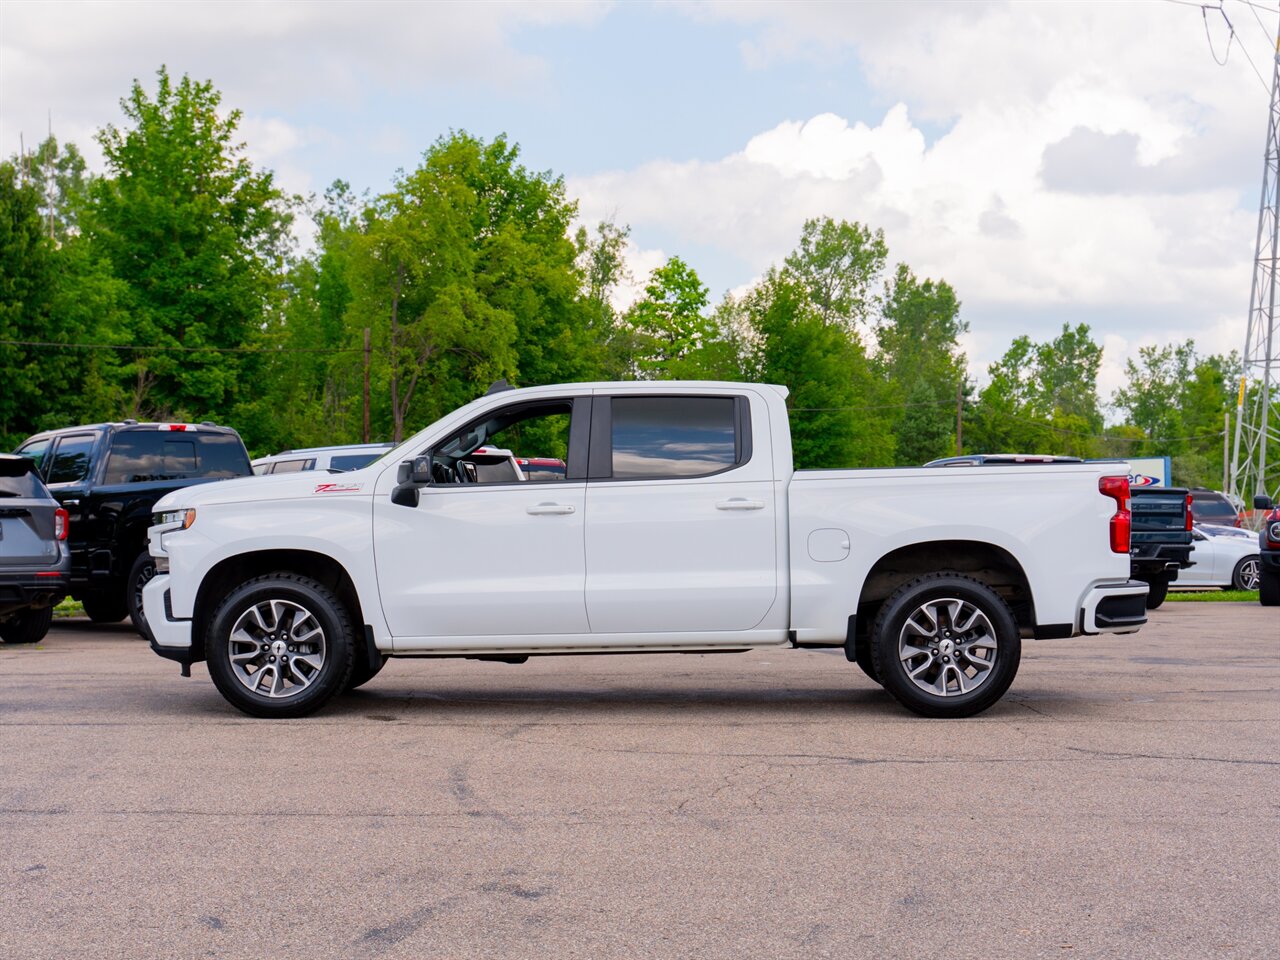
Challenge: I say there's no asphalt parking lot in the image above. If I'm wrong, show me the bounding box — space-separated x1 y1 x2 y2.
1 604 1276 960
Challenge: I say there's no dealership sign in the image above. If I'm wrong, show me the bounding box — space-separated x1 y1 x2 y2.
1125 456 1171 488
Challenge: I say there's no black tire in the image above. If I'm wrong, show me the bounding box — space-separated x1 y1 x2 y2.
1231 556 1262 592
853 631 881 686
127 553 156 638
870 573 1021 719
1260 567 1280 607
205 573 355 718
345 654 389 692
1144 576 1169 610
81 591 128 624
0 606 53 644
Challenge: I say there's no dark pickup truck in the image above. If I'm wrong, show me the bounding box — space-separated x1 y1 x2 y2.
15 422 252 633
1130 486 1193 609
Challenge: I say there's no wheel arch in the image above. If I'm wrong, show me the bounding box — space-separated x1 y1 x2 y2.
191 549 365 661
854 540 1037 641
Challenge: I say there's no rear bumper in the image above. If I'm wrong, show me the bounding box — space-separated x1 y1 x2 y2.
143 575 195 665
1080 580 1149 634
0 568 69 617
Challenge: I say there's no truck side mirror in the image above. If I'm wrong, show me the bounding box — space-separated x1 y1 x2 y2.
392 456 433 508
411 455 433 485
1254 495 1273 511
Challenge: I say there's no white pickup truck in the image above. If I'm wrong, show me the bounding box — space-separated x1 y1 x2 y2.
144 381 1148 719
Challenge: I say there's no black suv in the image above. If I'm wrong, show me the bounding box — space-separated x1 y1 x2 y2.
15 422 252 633
0 454 69 644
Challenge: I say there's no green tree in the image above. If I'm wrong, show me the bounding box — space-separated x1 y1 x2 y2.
85 66 292 420
1112 342 1237 487
625 256 713 378
783 217 887 328
21 135 91 243
744 271 894 468
0 162 56 447
967 324 1104 458
875 264 967 464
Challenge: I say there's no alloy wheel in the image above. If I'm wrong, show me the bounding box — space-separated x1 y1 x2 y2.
228 599 327 699
898 597 998 697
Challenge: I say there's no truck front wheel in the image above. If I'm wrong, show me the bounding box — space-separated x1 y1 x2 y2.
205 573 355 718
870 574 1021 719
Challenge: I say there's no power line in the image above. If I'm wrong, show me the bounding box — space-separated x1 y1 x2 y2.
0 338 362 354
1000 413 1226 444
1203 2 1237 64
1234 0 1279 45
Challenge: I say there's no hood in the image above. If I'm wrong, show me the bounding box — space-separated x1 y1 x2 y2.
153 469 378 512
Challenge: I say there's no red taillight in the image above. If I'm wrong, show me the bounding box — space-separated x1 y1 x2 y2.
1185 493 1193 531
1099 476 1131 554
54 508 68 541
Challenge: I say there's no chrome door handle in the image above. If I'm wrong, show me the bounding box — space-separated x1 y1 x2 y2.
716 498 765 511
527 502 575 516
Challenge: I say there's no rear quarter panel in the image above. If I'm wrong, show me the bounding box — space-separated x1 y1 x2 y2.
788 464 1132 641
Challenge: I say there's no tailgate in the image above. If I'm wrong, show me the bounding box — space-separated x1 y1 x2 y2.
1131 489 1191 545
0 500 59 566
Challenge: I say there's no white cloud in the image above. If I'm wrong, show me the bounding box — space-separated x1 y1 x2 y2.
1 0 607 169
575 0 1265 380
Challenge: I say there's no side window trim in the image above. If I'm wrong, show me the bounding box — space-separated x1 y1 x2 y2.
45 432 100 486
588 393 752 483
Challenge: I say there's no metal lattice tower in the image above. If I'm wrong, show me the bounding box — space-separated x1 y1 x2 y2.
1230 34 1280 518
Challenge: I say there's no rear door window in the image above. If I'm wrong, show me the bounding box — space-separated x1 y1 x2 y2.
104 431 251 483
46 434 97 484
267 458 315 474
608 396 739 480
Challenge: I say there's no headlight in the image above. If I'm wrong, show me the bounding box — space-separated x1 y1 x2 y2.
1268 521 1280 544
154 508 197 529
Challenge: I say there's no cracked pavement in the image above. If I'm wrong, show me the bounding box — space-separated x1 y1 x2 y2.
1 603 1276 959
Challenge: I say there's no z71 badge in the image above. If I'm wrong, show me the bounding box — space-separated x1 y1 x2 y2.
313 481 364 494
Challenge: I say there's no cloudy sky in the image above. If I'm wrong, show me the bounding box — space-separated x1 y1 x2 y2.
2 0 1274 400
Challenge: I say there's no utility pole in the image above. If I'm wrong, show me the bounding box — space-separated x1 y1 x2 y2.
47 110 54 241
362 327 371 444
955 380 964 457
1230 28 1280 521
1224 411 1230 495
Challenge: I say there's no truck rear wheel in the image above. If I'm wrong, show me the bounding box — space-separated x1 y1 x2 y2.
870 574 1021 719
1143 576 1169 610
81 592 128 623
205 573 355 718
0 606 53 644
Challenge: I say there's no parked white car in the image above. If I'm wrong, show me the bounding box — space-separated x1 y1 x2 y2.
1173 526 1262 591
252 443 395 475
143 380 1147 720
